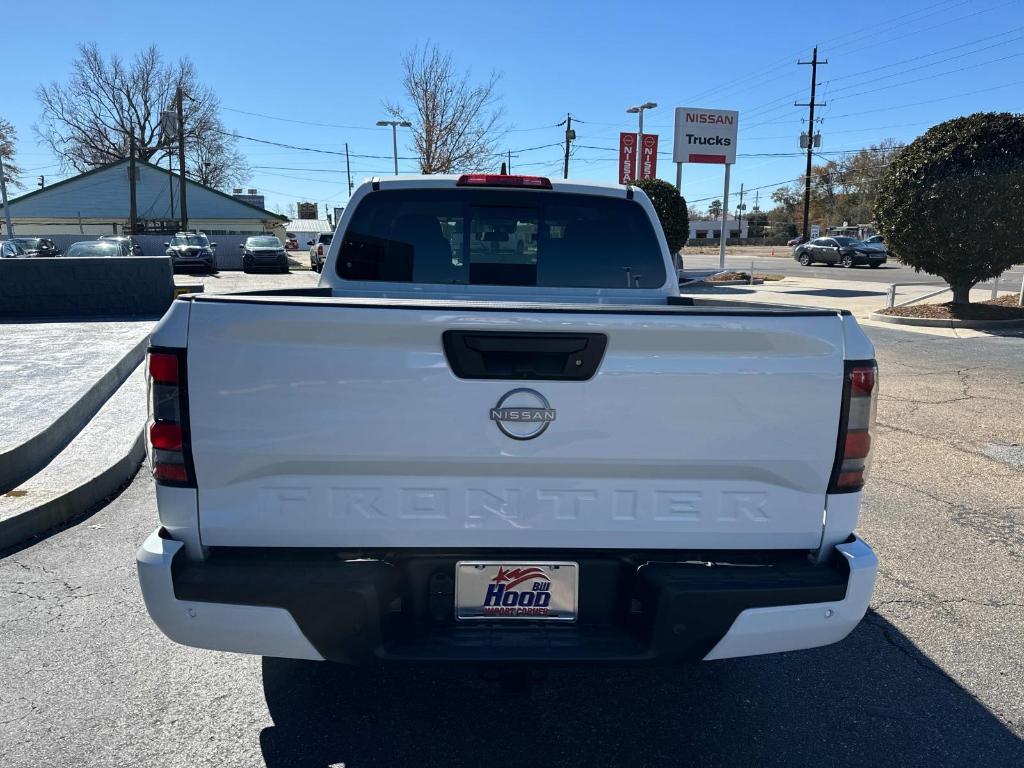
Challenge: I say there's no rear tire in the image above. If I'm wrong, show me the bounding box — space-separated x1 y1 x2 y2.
841 254 854 268
869 262 881 268
798 253 812 266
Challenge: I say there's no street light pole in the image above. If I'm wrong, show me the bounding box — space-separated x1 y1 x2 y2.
376 120 413 175
626 102 657 180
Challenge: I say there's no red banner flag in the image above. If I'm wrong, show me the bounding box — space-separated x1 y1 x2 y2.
639 134 659 180
618 133 636 185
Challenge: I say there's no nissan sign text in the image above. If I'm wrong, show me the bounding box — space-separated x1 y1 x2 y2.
672 107 739 164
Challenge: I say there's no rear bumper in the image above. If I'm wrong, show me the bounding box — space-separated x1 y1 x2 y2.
137 530 876 663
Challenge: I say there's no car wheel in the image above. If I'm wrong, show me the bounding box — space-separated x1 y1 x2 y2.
798 252 812 266
840 254 854 268
869 262 881 268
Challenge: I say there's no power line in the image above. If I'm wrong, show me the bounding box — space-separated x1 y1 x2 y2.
222 107 382 131
637 0 1017 135
829 50 1024 103
828 79 1024 118
827 24 1024 85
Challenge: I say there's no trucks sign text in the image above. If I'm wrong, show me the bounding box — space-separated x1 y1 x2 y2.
672 107 739 165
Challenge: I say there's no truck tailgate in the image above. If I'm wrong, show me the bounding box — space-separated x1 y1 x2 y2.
185 297 846 550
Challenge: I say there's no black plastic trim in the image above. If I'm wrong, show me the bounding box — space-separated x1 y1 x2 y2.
224 286 333 298
186 293 845 317
443 330 608 381
171 547 851 664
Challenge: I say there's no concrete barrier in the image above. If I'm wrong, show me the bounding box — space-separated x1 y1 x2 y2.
0 256 174 317
0 429 144 552
0 334 147 494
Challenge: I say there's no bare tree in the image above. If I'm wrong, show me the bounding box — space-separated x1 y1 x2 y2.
190 125 251 189
385 44 503 174
0 117 23 189
35 43 249 189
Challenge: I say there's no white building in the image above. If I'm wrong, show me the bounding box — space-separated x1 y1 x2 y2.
689 217 749 240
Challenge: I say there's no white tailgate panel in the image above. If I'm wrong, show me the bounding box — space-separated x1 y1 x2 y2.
187 301 845 550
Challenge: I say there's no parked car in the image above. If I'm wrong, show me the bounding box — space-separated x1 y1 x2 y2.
794 236 887 268
98 235 143 256
12 237 62 257
1 239 28 258
284 232 299 250
863 234 888 255
165 232 218 273
241 235 289 272
787 235 806 247
307 232 333 273
138 173 879 668
64 241 125 258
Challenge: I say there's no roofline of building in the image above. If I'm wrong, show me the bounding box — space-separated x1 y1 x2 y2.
0 157 288 222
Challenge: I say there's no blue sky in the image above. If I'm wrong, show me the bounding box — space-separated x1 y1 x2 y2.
5 0 1023 216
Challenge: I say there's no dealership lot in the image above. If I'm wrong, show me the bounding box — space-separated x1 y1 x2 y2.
1 320 1021 768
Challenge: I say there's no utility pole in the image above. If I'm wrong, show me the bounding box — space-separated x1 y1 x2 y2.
737 183 744 238
753 189 761 239
0 153 13 238
796 46 827 243
344 142 353 197
559 113 575 179
176 85 188 232
129 133 138 236
168 153 175 223
507 149 512 174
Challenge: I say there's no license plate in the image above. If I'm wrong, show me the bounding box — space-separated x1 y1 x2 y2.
455 561 578 621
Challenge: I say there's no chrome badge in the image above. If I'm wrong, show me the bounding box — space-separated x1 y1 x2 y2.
489 388 556 440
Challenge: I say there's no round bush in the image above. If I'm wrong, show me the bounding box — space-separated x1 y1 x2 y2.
874 112 1024 303
633 178 689 256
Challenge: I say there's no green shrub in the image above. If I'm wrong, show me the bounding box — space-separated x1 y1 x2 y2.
874 112 1024 303
633 178 689 256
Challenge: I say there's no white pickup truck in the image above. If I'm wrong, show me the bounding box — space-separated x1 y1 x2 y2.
137 173 878 664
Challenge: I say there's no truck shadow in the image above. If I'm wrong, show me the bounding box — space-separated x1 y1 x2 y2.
258 611 1022 768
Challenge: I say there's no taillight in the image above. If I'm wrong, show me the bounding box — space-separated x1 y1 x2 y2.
317 244 324 256
147 348 195 487
455 174 553 189
829 360 878 493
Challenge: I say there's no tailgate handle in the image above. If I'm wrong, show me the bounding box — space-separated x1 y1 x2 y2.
443 331 607 381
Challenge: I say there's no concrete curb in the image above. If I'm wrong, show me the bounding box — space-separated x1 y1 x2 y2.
0 333 148 494
0 429 144 552
868 312 1024 329
701 278 766 286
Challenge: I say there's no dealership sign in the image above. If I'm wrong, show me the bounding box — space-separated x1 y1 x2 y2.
673 108 739 164
619 133 659 183
618 133 636 184
639 134 658 179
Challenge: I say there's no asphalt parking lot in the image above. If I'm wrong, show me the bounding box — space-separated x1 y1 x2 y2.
1 313 1021 767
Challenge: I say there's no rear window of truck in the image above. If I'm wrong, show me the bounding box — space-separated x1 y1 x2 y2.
336 189 666 288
